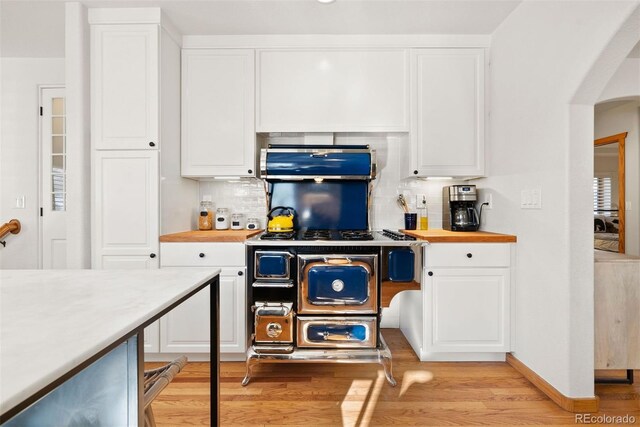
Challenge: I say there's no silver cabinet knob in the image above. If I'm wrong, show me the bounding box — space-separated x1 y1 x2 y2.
331 279 345 292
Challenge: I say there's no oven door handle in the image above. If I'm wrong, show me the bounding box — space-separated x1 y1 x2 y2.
324 257 352 265
322 331 354 341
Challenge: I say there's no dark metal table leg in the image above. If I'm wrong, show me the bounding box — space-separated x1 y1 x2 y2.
595 369 634 385
210 276 220 426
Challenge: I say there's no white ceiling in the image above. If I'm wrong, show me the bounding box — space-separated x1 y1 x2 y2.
1 0 523 57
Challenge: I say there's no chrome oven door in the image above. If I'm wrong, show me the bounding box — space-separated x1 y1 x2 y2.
254 250 294 281
297 316 377 348
253 302 294 344
298 254 377 314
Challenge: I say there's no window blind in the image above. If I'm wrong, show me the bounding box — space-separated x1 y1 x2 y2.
593 176 612 214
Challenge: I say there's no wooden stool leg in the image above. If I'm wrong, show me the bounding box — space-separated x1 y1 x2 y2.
145 406 156 427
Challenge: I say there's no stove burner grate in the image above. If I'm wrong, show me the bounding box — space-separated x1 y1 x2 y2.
301 230 332 241
340 230 374 241
260 231 295 241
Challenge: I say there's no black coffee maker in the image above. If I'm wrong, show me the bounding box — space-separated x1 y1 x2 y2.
443 185 480 231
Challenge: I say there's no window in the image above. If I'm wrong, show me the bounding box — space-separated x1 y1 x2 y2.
593 176 612 215
51 97 66 211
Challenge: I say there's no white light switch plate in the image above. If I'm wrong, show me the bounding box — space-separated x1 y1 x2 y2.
521 189 541 209
15 196 25 209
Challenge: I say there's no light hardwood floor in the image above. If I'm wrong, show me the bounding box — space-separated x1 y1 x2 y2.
146 329 640 426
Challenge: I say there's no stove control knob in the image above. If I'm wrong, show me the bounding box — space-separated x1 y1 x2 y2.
331 279 345 292
266 322 282 338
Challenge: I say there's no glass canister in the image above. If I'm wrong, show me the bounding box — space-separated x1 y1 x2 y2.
246 217 260 230
231 213 244 230
215 208 230 230
198 199 214 230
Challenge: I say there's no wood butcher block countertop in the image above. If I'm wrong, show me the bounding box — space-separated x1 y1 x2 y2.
400 229 517 243
160 230 263 243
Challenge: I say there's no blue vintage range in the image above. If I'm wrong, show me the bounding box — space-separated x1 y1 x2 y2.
242 145 422 387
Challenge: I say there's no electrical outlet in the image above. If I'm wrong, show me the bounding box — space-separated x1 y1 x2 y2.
484 193 493 209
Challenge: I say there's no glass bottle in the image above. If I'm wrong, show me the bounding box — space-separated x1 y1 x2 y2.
418 195 429 230
198 198 214 231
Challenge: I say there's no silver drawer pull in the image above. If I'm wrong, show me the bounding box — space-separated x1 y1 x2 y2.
331 279 345 292
252 281 294 288
322 331 353 341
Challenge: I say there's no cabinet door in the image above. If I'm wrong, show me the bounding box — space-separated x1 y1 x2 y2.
92 150 159 268
424 268 509 352
181 49 255 177
410 49 485 177
257 49 409 132
160 268 246 354
97 248 160 353
91 24 159 150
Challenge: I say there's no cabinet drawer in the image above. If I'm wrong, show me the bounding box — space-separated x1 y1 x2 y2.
425 243 510 268
161 242 245 267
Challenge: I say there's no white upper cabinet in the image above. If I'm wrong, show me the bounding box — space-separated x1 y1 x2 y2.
257 49 409 132
91 24 159 150
181 49 255 177
93 150 159 268
410 48 485 177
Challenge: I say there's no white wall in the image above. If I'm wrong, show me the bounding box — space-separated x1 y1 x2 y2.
65 3 91 269
598 58 640 102
477 1 639 398
595 101 640 255
0 58 65 269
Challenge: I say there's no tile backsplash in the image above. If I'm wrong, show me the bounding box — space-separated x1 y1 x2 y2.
198 133 464 230
199 179 269 229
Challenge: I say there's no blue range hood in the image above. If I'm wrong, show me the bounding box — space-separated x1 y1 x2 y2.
260 145 376 180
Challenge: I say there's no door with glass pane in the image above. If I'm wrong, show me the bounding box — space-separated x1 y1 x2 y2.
41 87 67 269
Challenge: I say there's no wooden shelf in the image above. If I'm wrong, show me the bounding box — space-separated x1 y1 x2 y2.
381 280 421 307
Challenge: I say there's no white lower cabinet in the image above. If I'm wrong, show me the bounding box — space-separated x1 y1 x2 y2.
401 243 513 361
157 242 247 359
425 268 510 353
143 321 161 353
159 268 246 354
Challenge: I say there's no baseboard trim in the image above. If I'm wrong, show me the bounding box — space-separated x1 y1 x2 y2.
506 354 599 413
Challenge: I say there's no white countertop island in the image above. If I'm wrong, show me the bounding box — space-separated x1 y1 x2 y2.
0 268 219 424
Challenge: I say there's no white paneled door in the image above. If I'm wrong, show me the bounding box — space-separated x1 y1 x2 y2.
181 49 255 177
160 267 246 354
91 24 159 150
40 87 67 269
92 150 159 269
410 48 485 177
425 268 510 352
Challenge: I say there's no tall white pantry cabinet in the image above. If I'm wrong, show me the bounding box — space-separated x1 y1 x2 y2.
89 11 196 353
